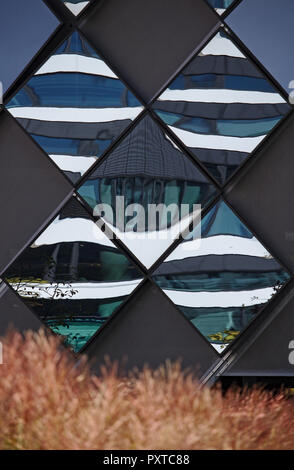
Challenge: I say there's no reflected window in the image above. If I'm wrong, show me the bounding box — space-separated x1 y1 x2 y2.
78 114 218 268
6 31 143 184
152 200 290 353
153 29 290 185
61 0 90 15
4 198 143 352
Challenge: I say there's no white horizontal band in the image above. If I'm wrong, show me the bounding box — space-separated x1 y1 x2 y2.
163 287 275 308
33 216 115 248
169 126 265 152
9 106 143 123
165 234 271 262
159 88 285 104
36 54 117 79
12 279 141 300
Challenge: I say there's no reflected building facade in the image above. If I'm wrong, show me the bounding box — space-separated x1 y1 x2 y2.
6 31 143 184
5 198 143 352
153 30 290 184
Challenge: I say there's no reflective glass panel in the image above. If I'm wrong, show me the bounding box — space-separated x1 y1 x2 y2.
153 30 290 185
205 0 237 15
152 200 290 353
61 0 90 15
4 198 143 352
78 115 218 268
6 31 144 184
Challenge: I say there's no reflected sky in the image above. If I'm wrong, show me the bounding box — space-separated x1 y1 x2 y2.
4 197 143 352
0 0 59 93
227 0 294 93
153 200 290 353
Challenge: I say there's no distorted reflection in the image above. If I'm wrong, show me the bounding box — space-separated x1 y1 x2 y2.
153 30 290 185
6 31 143 183
78 115 218 268
61 0 90 15
205 0 237 15
152 200 290 353
4 198 143 352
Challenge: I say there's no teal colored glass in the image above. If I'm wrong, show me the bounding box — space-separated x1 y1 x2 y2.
153 29 290 184
152 200 290 353
4 198 143 352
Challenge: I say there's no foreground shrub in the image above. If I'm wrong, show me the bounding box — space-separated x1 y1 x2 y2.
0 329 293 450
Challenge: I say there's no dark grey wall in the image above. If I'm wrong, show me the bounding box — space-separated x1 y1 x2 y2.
0 111 73 275
80 0 220 102
84 281 219 376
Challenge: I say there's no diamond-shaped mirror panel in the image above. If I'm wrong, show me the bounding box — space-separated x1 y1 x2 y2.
6 31 143 184
205 0 238 15
61 0 90 15
153 30 290 185
152 200 290 353
78 114 218 268
4 197 143 352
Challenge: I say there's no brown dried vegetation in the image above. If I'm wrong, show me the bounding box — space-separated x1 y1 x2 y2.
0 329 293 450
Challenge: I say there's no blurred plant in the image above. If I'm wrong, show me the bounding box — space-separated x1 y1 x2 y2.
208 329 240 343
0 329 294 450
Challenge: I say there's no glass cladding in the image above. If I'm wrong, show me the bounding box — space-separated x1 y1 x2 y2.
4 198 143 352
153 30 290 185
205 0 236 15
152 200 290 353
6 31 143 184
78 114 218 268
61 0 90 15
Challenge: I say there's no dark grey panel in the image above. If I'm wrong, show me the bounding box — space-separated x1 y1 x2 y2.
227 0 294 92
224 281 294 376
225 112 294 272
0 282 43 336
80 0 219 102
0 112 73 274
0 0 59 93
84 281 219 376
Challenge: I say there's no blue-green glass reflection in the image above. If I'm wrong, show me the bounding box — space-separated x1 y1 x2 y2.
153 29 290 184
6 31 143 184
152 200 290 353
78 115 218 268
4 198 143 352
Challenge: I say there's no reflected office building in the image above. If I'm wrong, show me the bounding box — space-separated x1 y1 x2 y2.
5 198 143 352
